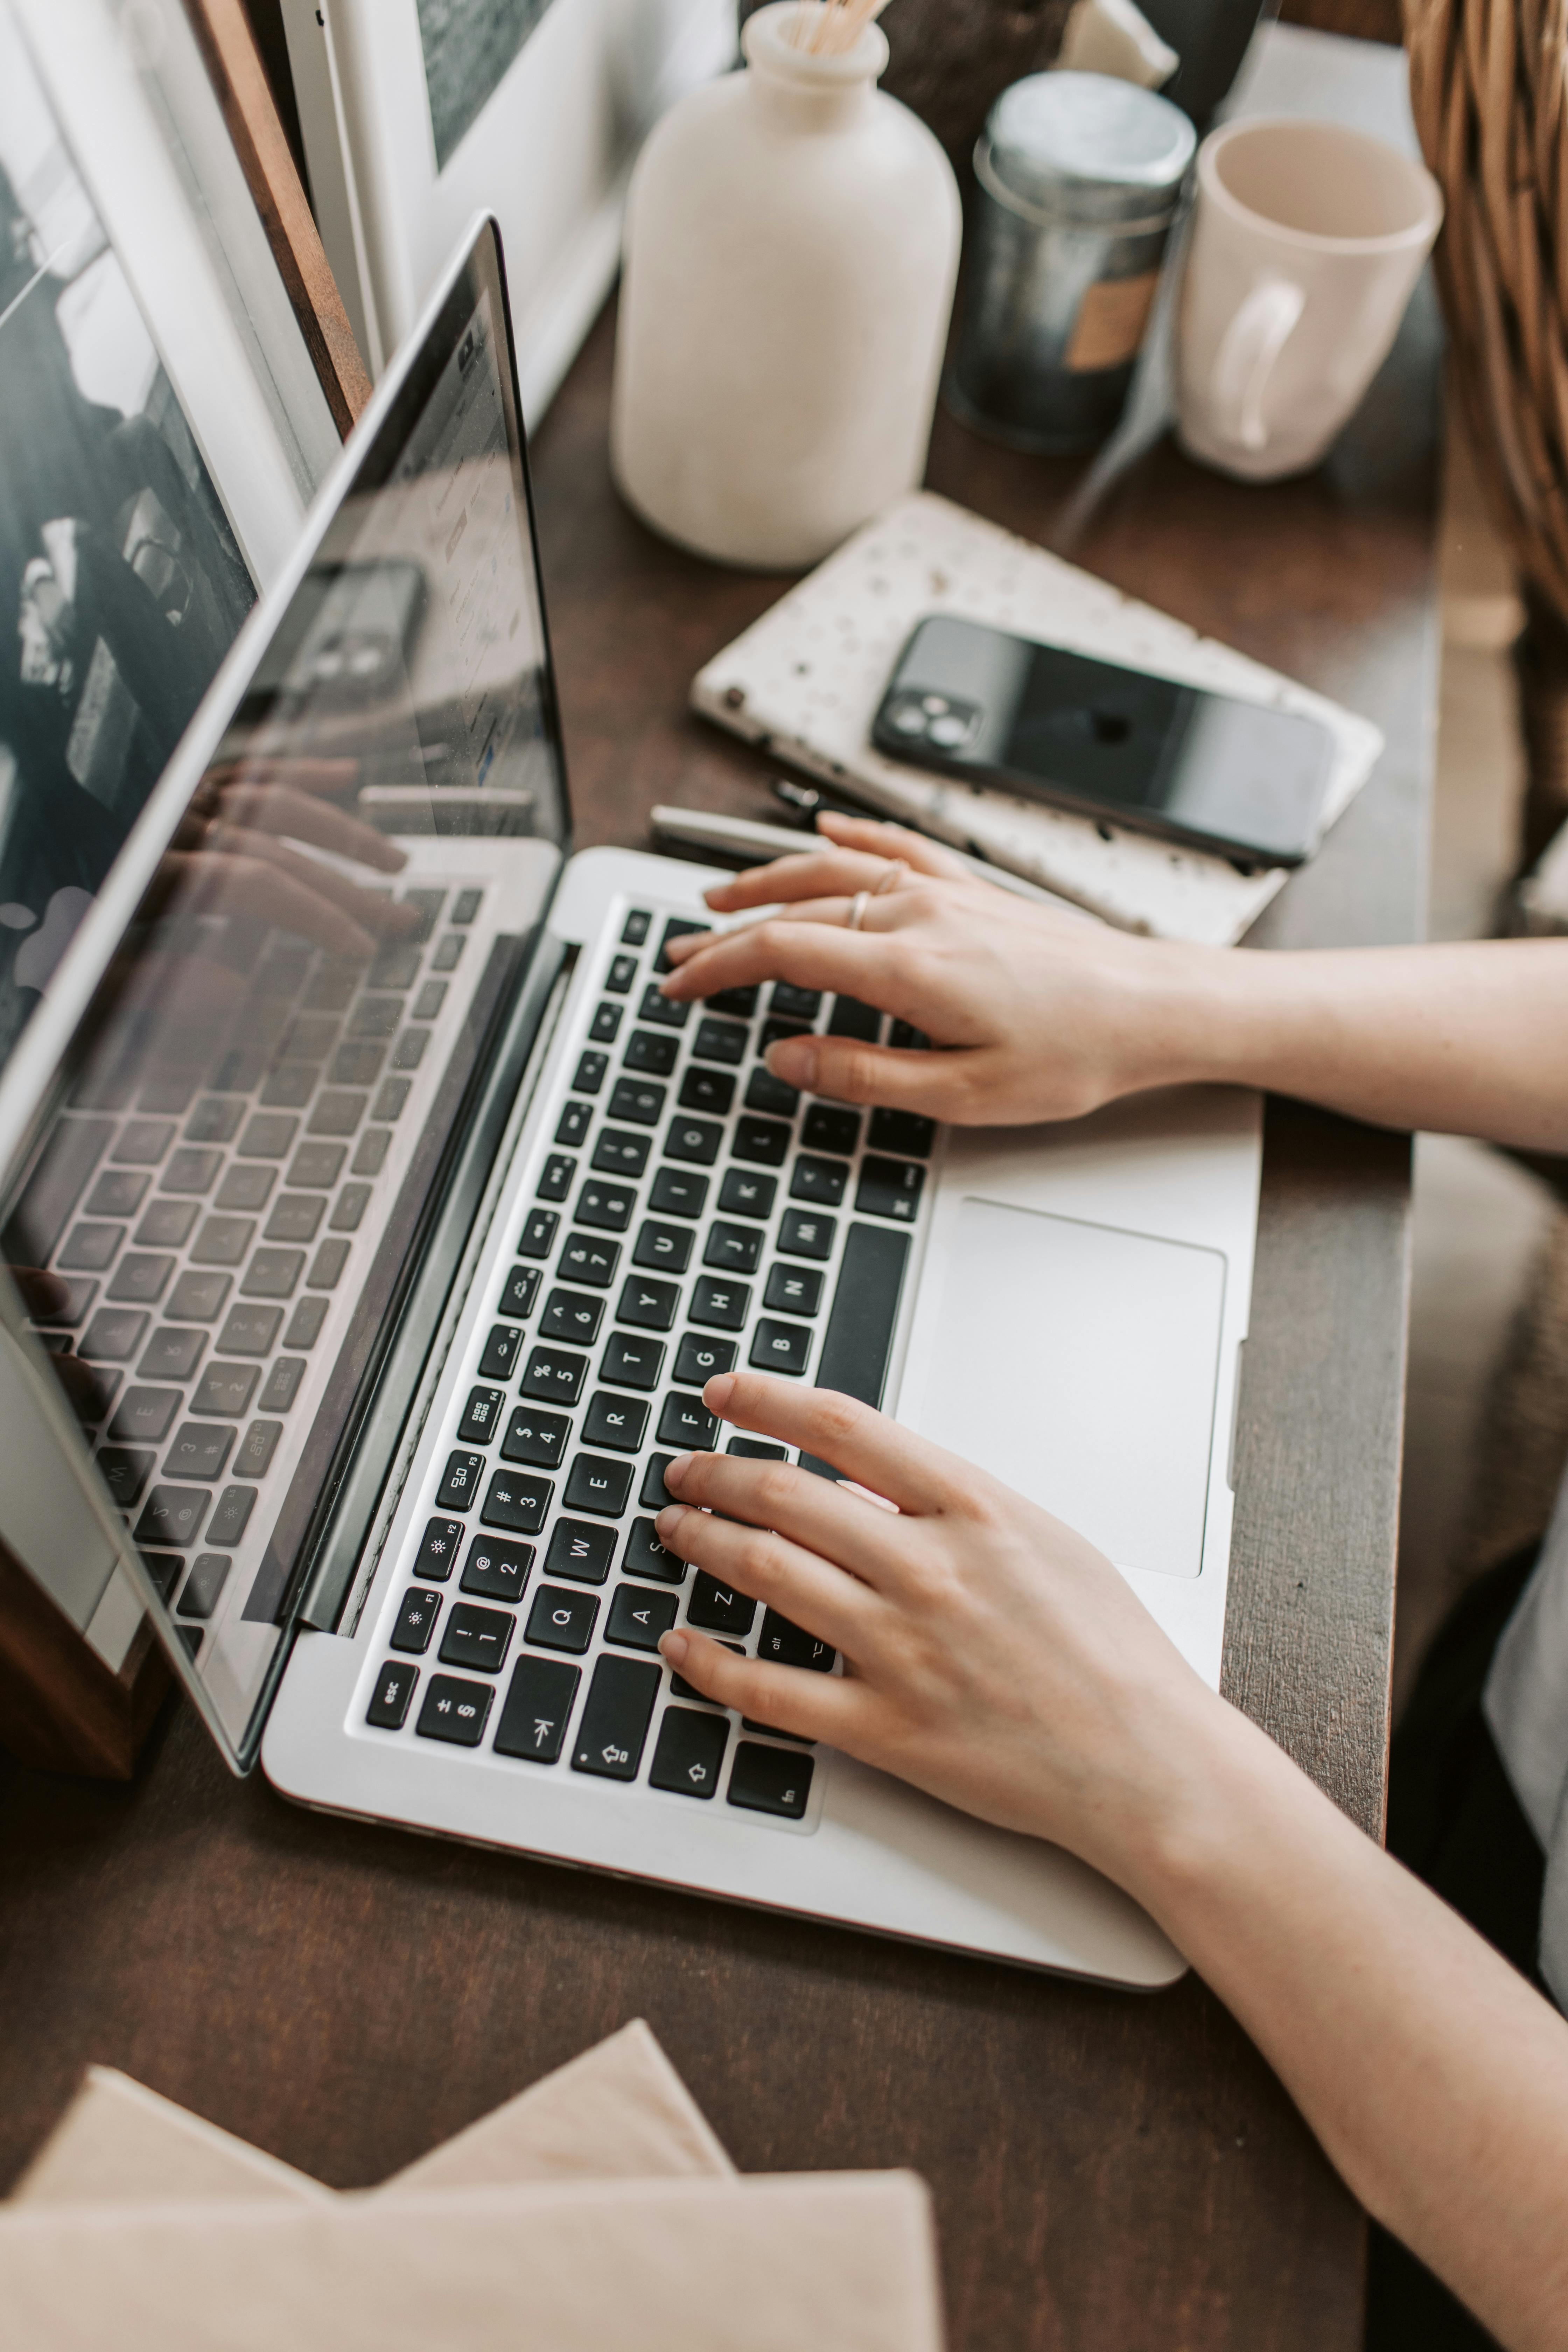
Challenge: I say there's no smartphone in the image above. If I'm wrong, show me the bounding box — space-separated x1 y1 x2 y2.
870 615 1336 867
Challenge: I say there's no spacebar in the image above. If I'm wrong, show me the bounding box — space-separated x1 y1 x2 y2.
799 1222 911 1478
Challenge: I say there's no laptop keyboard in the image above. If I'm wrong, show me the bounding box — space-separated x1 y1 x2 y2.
18 882 491 1655
362 902 938 1825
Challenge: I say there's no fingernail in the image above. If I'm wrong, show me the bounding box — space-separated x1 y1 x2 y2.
703 1372 736 1413
768 1036 818 1088
659 1630 690 1667
654 1504 687 1540
664 1451 695 1490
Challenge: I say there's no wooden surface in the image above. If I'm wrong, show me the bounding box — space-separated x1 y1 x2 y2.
0 68 1440 2352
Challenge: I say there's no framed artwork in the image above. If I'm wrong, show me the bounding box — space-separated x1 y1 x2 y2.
281 0 737 424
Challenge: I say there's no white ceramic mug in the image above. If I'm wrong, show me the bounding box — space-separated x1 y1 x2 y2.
1175 116 1442 481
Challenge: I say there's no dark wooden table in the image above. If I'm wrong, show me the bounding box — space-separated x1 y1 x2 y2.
0 68 1440 2352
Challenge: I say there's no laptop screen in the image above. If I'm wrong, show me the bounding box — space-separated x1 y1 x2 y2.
0 222 569 1766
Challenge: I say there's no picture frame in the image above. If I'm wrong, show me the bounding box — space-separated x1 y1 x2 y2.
280 0 738 425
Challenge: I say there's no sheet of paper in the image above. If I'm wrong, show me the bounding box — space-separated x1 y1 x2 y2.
12 2021 729 2206
691 489 1385 946
0 2172 944 2352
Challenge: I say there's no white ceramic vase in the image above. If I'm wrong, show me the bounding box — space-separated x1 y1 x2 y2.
610 1 961 569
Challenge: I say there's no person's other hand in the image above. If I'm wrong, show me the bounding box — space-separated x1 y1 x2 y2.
654 1371 1228 1891
169 755 418 958
658 811 1227 1128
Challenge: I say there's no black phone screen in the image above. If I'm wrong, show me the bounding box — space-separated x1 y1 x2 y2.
872 615 1336 866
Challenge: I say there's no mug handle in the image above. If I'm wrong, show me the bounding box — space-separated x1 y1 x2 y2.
1212 277 1306 452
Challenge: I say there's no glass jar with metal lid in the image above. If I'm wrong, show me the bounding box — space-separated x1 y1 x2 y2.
948 72 1197 453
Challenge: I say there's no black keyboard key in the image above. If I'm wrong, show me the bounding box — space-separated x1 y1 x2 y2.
415 1673 492 1746
758 1607 836 1671
260 1065 316 1110
600 1332 665 1392
139 1326 206 1381
308 1091 367 1137
868 1107 937 1157
559 1231 620 1287
440 1602 514 1674
452 888 482 924
649 1167 707 1219
856 1156 925 1223
136 1202 198 1250
392 1586 442 1651
802 1105 861 1156
655 918 707 973
108 1253 173 1304
205 1486 255 1547
687 1573 756 1636
459 1386 507 1444
621 908 652 945
330 1184 372 1234
718 1168 776 1220
771 982 821 1020
192 1215 255 1268
608 1077 665 1126
703 1222 762 1275
438 1450 486 1510
764 1265 825 1316
493 1655 579 1761
798 1221 911 1475
69 1364 120 1425
399 888 446 940
518 1207 560 1258
575 1180 635 1232
184 1099 245 1146
538 1153 576 1202
216 1303 282 1354
502 1406 571 1469
651 1706 729 1798
80 1307 145 1360
679 1066 735 1116
664 1115 721 1167
542 1287 604 1347
584 1391 650 1452
732 1116 790 1168
574 1048 609 1095
291 1142 346 1189
606 1582 679 1651
740 1720 814 1744
605 952 638 994
97 1447 154 1506
258 1356 307 1413
592 1127 651 1179
415 1518 465 1581
555 1100 593 1148
113 1119 175 1164
728 1437 789 1459
706 984 759 1018
108 1387 181 1444
461 1535 533 1602
498 1265 542 1320
638 984 688 1031
615 1275 680 1332
85 1170 148 1218
623 1028 679 1076
791 1155 848 1206
623 1517 685 1583
760 1019 810 1056
572 1655 661 1780
633 1219 692 1274
132 1485 210 1550
366 1659 418 1729
729 1741 814 1818
368 943 421 989
692 1017 746 1068
889 1019 929 1051
563 1452 635 1517
690 1276 749 1332
778 1208 836 1260
217 1165 275 1213
59 1223 123 1273
526 1583 598 1652
744 1068 799 1120
283 1297 329 1350
749 1318 812 1376
479 1324 523 1380
522 1345 588 1405
241 1248 303 1299
190 1362 259 1418
542 1518 617 1584
673 1334 736 1386
35 1278 99 1331
264 1195 324 1245
481 1469 553 1535
658 1392 718 1449
352 1130 391 1176
828 996 881 1042
639 1454 678 1510
589 1002 623 1045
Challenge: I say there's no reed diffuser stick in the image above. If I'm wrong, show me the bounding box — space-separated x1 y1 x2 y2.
788 0 892 54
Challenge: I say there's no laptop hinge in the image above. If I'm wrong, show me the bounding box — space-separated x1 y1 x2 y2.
294 938 575 1635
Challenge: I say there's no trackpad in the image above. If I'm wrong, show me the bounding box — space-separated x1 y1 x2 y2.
909 1198 1225 1578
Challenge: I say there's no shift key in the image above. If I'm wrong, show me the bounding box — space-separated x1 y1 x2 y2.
570 1654 660 1781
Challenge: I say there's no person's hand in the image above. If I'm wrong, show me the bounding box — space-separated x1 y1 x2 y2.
658 811 1231 1128
654 1371 1232 1891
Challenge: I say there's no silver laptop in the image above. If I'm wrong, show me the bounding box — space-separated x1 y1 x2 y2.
0 220 1260 1989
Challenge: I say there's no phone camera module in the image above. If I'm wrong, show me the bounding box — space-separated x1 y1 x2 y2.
888 696 929 736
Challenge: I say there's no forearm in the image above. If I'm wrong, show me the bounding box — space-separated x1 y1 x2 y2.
1160 940 1568 1151
1122 1705 1568 2349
